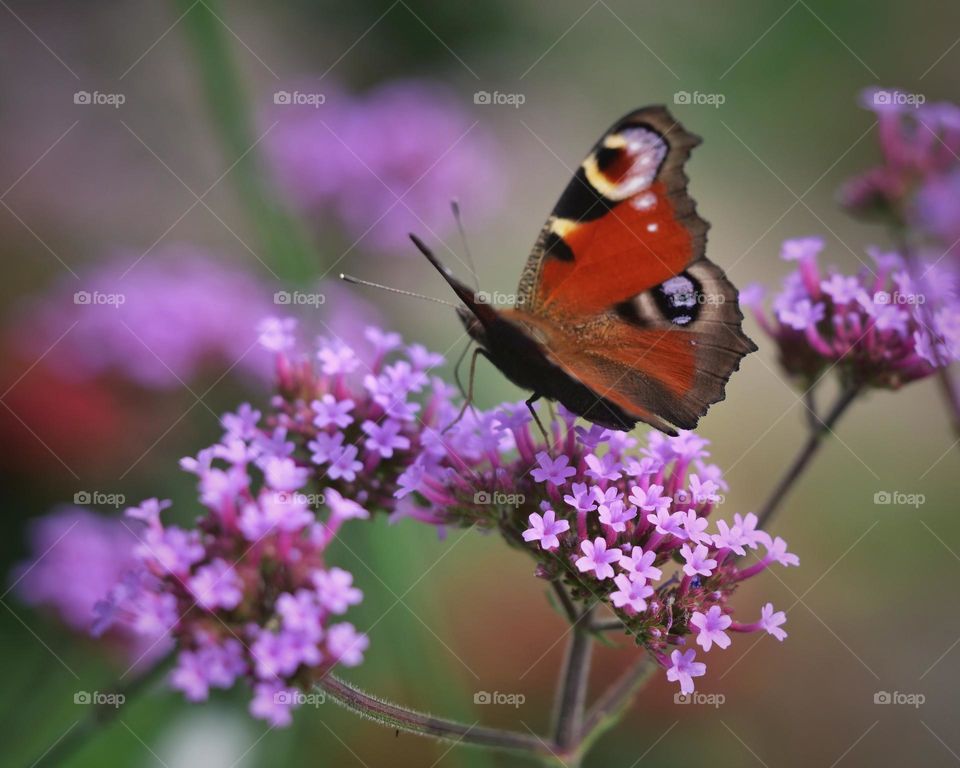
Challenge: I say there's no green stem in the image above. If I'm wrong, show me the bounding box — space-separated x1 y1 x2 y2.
30 656 173 768
315 674 557 758
174 0 317 283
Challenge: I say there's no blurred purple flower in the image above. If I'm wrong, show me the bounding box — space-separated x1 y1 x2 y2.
266 79 503 252
13 244 383 390
11 506 170 664
16 244 274 388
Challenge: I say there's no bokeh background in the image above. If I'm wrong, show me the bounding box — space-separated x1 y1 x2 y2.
2 1 958 766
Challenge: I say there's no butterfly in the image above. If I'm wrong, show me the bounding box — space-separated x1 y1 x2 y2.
414 106 757 436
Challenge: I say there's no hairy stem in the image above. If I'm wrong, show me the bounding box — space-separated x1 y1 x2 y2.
551 607 595 759
315 674 557 758
757 384 861 529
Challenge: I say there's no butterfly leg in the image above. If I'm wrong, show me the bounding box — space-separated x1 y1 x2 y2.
442 346 486 434
525 393 552 449
452 339 474 402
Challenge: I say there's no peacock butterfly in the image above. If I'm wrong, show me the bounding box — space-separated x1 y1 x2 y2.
401 106 755 435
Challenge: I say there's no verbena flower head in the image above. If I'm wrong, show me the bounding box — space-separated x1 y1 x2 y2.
266 79 503 252
92 419 372 727
387 398 796 694
742 237 959 387
840 87 960 249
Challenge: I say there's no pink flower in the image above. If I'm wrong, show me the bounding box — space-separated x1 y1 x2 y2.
522 509 570 551
532 452 577 485
680 544 717 578
618 547 662 582
611 574 654 613
690 606 733 651
666 649 706 694
575 538 622 580
598 500 636 533
760 603 788 641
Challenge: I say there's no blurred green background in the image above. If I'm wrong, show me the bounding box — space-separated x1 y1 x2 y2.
2 1 959 766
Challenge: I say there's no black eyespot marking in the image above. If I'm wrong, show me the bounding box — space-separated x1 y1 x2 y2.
653 272 702 326
551 167 617 222
543 231 575 262
595 145 622 172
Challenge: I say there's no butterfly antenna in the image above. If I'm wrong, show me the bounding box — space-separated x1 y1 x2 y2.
450 198 479 290
339 274 457 308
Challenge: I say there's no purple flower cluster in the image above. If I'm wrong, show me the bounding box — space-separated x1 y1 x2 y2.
742 237 959 387
841 87 960 249
259 318 458 523
266 79 503 252
395 399 795 694
15 244 275 388
91 406 370 726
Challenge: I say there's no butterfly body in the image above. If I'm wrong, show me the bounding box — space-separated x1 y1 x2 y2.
418 105 757 436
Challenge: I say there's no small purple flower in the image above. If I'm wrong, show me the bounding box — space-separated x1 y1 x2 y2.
531 452 577 486
312 567 363 614
680 544 717 578
690 606 732 651
610 574 654 613
258 316 298 354
584 452 622 482
326 444 363 482
666 649 706 694
188 559 243 611
326 623 369 667
563 482 597 513
679 510 710 545
312 395 355 429
575 538 622 581
629 484 670 515
264 457 309 492
362 419 412 458
647 508 685 538
759 602 788 641
598 500 636 533
618 547 662 582
522 509 570 551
